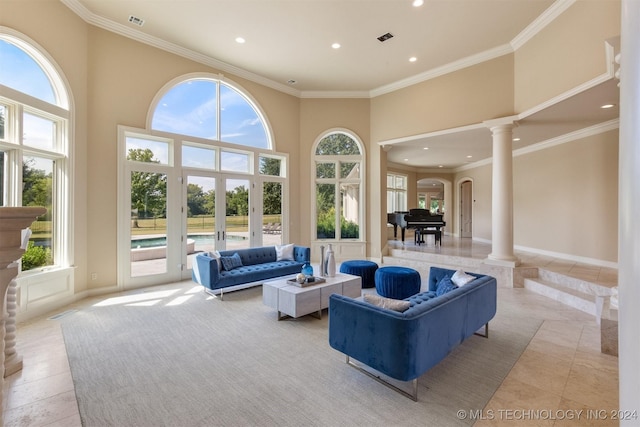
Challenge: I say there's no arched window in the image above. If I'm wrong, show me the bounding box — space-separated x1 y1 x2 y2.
314 131 364 241
151 78 270 149
0 29 72 273
119 74 284 287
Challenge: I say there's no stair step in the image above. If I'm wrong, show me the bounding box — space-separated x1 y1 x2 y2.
537 268 613 297
524 277 596 316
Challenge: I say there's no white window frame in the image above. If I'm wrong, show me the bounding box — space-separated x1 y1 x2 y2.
312 129 365 243
117 73 285 289
387 172 408 213
1 27 75 321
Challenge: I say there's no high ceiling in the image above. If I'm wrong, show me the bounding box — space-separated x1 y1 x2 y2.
62 0 620 170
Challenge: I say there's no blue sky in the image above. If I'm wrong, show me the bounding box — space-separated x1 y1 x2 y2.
0 39 55 104
151 79 269 150
1 39 57 154
3 39 271 194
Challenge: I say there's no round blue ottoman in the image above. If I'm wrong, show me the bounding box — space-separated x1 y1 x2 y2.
375 266 421 299
339 260 378 288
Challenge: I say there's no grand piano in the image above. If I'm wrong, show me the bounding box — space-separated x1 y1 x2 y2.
387 208 446 246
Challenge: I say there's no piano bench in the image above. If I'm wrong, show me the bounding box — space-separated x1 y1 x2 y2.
415 229 442 246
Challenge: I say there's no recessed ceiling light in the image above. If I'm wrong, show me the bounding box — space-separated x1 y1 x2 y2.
601 104 615 109
466 155 472 158
235 37 246 44
438 165 443 168
409 57 417 63
332 43 341 49
423 147 429 150
513 137 521 142
404 158 409 162
413 0 424 7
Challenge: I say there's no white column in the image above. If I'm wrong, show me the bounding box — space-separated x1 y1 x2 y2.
484 117 520 267
618 0 640 420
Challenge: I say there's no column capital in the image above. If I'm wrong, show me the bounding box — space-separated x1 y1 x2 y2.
483 115 519 131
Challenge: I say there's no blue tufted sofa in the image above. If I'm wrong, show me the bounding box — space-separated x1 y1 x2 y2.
192 245 310 298
328 266 496 400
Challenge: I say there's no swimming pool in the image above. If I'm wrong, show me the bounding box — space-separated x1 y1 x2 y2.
130 234 245 249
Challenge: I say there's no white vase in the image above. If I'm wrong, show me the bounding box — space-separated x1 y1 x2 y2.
326 244 336 277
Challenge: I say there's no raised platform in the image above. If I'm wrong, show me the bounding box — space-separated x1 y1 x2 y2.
383 238 617 325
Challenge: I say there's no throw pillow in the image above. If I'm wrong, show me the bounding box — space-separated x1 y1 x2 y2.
436 276 458 296
364 294 411 313
208 250 222 271
451 269 475 287
275 243 295 261
220 252 243 271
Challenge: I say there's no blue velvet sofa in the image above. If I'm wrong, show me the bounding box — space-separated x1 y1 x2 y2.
192 245 310 297
328 266 497 400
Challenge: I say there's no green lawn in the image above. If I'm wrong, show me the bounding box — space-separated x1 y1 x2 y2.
29 215 282 238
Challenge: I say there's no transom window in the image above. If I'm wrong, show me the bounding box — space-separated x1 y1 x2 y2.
151 78 270 149
313 131 364 241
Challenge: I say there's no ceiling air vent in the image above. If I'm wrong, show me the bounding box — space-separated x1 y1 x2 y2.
128 15 145 27
377 32 394 42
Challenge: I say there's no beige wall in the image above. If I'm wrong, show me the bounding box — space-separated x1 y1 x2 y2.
454 165 493 241
1 0 90 293
86 29 302 288
371 55 515 142
2 1 302 291
514 0 621 112
450 129 619 263
512 130 618 262
2 0 621 299
299 98 371 249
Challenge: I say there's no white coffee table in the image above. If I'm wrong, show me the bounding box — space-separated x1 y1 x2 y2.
263 273 362 320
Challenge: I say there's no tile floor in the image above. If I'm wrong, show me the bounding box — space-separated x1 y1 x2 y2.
2 236 619 426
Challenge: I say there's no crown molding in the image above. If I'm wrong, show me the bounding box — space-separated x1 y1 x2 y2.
511 0 576 50
370 44 514 98
519 71 614 120
299 90 370 99
60 0 301 97
378 123 486 147
513 118 619 158
61 0 571 100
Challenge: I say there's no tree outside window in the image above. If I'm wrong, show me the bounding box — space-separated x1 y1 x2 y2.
314 132 363 241
0 35 70 272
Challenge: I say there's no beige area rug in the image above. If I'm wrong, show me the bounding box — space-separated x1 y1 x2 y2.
61 282 541 427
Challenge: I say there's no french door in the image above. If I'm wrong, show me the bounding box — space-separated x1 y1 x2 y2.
181 173 252 278
220 176 251 252
124 163 180 289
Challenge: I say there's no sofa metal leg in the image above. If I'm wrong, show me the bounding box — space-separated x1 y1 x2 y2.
474 323 489 338
346 356 418 401
204 288 223 301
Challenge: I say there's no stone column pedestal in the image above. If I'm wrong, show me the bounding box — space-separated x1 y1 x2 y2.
0 207 47 426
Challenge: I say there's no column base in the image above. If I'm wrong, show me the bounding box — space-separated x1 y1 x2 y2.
485 254 520 268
